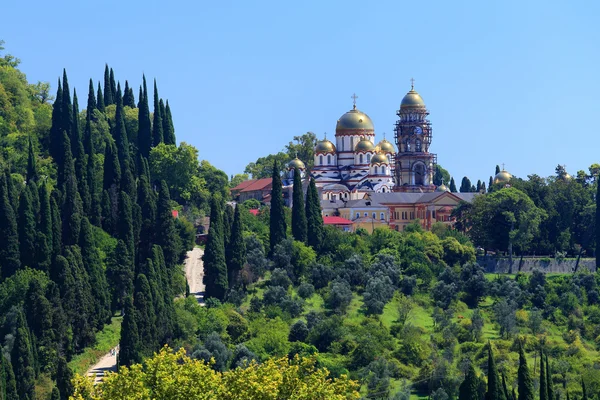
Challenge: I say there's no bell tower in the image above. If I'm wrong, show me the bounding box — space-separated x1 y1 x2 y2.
393 80 437 192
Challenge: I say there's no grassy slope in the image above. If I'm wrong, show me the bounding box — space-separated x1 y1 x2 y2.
68 316 123 375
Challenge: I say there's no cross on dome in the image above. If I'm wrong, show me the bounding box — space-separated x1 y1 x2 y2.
410 78 415 90
351 93 358 109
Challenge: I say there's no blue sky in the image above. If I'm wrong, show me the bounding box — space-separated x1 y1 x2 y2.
3 0 599 183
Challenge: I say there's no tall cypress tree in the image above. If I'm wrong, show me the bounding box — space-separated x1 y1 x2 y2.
449 177 457 193
306 177 323 251
596 177 600 270
18 185 36 269
133 273 157 355
109 68 116 103
486 343 505 400
123 80 136 108
291 167 307 243
87 78 97 115
495 165 501 175
5 169 17 211
269 161 287 252
38 183 53 258
546 355 553 400
27 136 38 183
84 99 101 225
103 65 112 106
113 86 135 199
518 345 534 400
96 81 105 113
3 353 18 400
71 89 82 160
107 240 134 313
459 364 479 400
119 297 141 367
103 139 121 191
56 357 74 400
163 100 176 145
61 69 73 143
581 378 588 400
152 79 163 146
203 195 228 300
61 133 83 246
101 190 114 235
11 310 36 400
155 180 180 269
49 79 63 165
501 373 511 400
138 76 152 158
25 280 54 372
226 205 246 288
73 90 90 214
118 192 135 262
540 349 548 400
223 204 233 248
137 167 156 263
0 173 20 277
50 196 62 260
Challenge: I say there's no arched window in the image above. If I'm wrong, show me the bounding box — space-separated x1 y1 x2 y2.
382 166 386 175
374 166 378 174
415 139 422 152
319 155 323 165
327 155 331 165
364 212 368 217
372 212 376 219
367 154 371 163
380 212 384 220
350 137 354 150
359 154 363 164
356 212 360 219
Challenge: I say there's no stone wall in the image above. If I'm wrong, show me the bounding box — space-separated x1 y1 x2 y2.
476 256 596 274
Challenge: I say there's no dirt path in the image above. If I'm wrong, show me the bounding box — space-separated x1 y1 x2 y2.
185 247 205 305
86 347 118 384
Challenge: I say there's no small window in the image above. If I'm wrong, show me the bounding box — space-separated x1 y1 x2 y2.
372 212 376 219
327 155 331 165
319 155 323 165
374 166 378 174
332 194 337 201
382 166 386 175
380 212 384 220
359 154 363 164
356 212 360 219
367 154 371 163
364 212 368 217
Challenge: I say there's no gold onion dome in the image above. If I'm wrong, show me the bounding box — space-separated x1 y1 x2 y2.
288 157 305 170
436 184 450 192
371 152 389 165
355 137 375 152
400 87 426 109
336 108 375 131
315 139 336 154
493 170 512 184
377 139 395 153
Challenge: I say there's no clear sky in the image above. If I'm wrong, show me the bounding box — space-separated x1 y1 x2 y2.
3 0 599 183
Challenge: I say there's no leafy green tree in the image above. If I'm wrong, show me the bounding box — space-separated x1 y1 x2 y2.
324 279 353 314
459 364 479 400
363 273 394 315
245 152 290 179
11 310 36 400
18 185 36 268
306 178 323 250
152 79 163 146
518 346 534 400
198 159 229 201
434 164 451 186
203 195 228 300
119 297 141 367
226 205 246 288
450 177 457 193
0 172 20 277
270 161 287 252
285 132 317 169
486 344 505 400
291 167 307 243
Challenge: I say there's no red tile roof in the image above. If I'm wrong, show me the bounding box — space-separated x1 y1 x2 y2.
248 209 259 216
236 178 272 193
323 216 353 225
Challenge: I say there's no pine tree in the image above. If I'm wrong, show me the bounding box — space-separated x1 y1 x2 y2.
546 355 553 400
291 167 307 243
155 180 180 269
0 173 20 277
226 205 246 288
486 343 506 400
123 80 136 108
518 345 534 400
50 196 62 259
203 195 228 300
540 349 548 400
270 161 287 252
133 273 157 355
96 81 105 113
459 364 479 400
27 136 38 182
450 177 457 193
138 76 152 158
11 310 36 400
61 133 83 246
119 297 141 367
152 79 163 146
306 177 324 250
163 100 176 145
103 65 112 106
18 185 36 268
56 357 74 400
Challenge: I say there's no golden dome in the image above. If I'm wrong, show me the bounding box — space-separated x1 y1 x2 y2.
563 173 572 181
336 108 374 131
493 170 512 184
436 184 450 192
355 137 375 152
400 88 425 109
371 152 389 165
377 139 395 153
315 139 336 154
288 158 305 170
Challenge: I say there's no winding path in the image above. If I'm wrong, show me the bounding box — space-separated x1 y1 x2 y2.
86 347 118 384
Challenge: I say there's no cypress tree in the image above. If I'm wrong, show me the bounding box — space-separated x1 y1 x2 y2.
29 179 40 219
138 76 152 158
160 99 167 139
482 182 487 193
459 364 479 400
133 273 157 355
0 173 20 277
34 232 51 275
476 179 482 193
50 196 62 259
223 204 233 248
596 177 600 270
488 176 493 192
3 355 18 400
25 280 54 371
5 169 17 211
138 86 143 108
103 139 121 191
110 68 116 103
202 195 228 300
18 185 36 268
119 297 141 367
11 310 36 400
123 80 136 108
501 373 511 400
460 177 472 193
546 355 553 400
87 78 97 115
495 165 501 175
46 281 68 357
61 69 73 142
291 167 307 243
96 82 105 113
56 357 74 400
163 100 176 145
27 136 38 182
137 168 156 263
38 183 52 260
449 177 457 193
226 205 246 288
118 192 135 261
152 79 163 145
80 217 111 328
114 86 135 199
61 133 83 246
155 180 180 269
269 161 287 252
540 349 548 400
132 203 142 265
101 190 114 234
84 103 101 225
103 65 112 106
107 240 134 313
73 90 90 214
486 343 506 400
306 177 323 250
71 89 82 160
518 345 534 400
50 79 63 165
582 378 587 400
